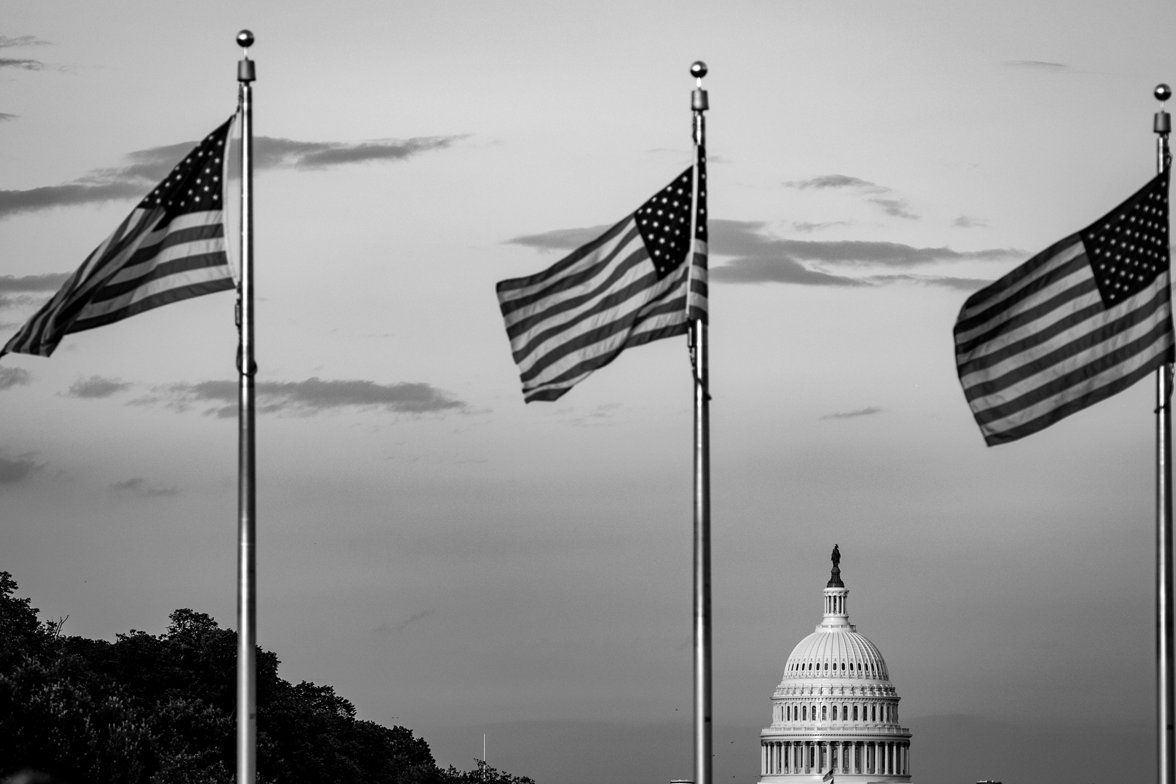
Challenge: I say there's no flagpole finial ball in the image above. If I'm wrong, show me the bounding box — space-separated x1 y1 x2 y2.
237 30 254 49
690 61 708 79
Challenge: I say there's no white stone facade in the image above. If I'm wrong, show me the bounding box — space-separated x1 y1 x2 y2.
758 554 912 783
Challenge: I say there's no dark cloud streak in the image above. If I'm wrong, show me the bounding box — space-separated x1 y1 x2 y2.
109 478 180 498
150 377 468 417
0 58 44 71
68 376 131 399
785 173 919 220
0 454 43 484
0 367 31 390
820 407 883 420
0 274 69 294
1004 60 1068 70
0 36 51 48
0 133 465 219
510 218 1017 289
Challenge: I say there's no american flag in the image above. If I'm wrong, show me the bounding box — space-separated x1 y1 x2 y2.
954 169 1173 446
2 116 239 358
496 150 707 403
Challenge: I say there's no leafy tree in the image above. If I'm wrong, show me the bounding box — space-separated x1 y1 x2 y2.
0 572 532 784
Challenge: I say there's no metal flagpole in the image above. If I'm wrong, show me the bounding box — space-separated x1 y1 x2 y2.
689 60 712 784
1155 81 1174 784
235 29 258 784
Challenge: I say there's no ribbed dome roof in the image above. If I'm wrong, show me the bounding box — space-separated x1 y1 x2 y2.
782 628 889 681
778 546 892 684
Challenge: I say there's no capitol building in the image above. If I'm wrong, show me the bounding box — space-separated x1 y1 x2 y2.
758 547 912 782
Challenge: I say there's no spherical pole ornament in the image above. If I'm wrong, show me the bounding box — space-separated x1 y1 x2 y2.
691 61 708 81
237 29 255 49
1157 83 1172 104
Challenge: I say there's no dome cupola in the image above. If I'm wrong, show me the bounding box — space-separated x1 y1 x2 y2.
758 546 912 783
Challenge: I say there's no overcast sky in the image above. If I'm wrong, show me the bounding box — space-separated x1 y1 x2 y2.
4 2 1176 783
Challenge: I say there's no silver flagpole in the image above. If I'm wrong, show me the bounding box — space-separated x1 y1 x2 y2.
1155 82 1174 784
689 60 711 784
235 30 258 784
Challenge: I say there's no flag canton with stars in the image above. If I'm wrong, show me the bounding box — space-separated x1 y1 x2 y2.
634 165 705 278
1082 169 1170 307
138 121 229 218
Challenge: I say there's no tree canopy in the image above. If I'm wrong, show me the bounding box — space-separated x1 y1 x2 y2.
0 572 534 784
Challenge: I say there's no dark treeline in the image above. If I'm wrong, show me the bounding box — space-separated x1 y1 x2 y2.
0 572 533 784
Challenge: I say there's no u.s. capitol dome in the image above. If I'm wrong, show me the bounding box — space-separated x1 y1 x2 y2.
758 546 912 782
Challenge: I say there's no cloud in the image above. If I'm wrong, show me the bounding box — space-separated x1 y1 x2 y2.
67 375 131 399
863 273 995 292
869 197 917 220
0 58 43 71
0 133 465 218
0 36 51 48
1004 60 1068 70
148 377 468 417
791 221 852 233
786 173 919 220
0 274 69 294
255 135 465 169
953 215 988 229
0 367 31 390
396 609 435 632
0 113 16 122
504 225 610 252
508 219 1016 289
707 219 1017 287
109 477 180 498
0 453 43 484
711 256 864 287
820 407 883 420
785 175 880 190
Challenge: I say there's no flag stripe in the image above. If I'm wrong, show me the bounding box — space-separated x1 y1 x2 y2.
501 220 647 344
516 262 688 386
497 149 707 403
971 313 1172 427
979 328 1172 444
1 115 238 358
510 249 675 374
960 278 1170 403
954 238 1087 353
953 169 1172 446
